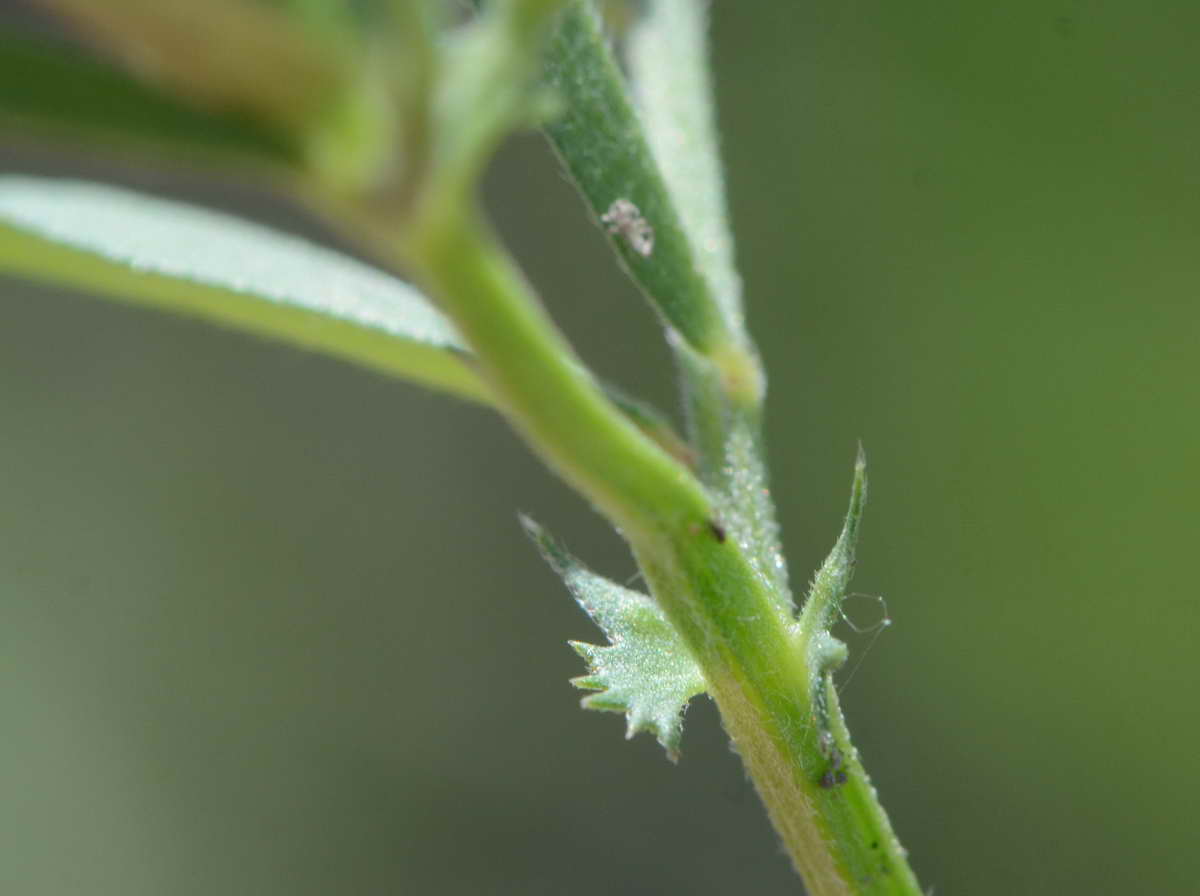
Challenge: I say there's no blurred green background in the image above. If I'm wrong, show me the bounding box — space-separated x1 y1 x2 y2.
2 1 1198 893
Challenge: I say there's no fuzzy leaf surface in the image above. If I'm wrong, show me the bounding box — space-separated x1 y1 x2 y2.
0 176 490 402
523 517 706 760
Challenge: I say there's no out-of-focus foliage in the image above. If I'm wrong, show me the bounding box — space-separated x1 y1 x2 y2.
0 31 298 169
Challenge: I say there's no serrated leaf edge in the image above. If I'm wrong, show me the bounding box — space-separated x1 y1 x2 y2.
522 515 706 761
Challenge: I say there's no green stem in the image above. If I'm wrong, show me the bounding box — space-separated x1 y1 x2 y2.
399 196 922 896
407 202 710 535
628 458 921 894
360 2 923 892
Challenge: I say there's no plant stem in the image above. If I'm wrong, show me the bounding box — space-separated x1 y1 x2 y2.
628 458 922 894
359 2 924 892
397 195 922 895
406 202 711 535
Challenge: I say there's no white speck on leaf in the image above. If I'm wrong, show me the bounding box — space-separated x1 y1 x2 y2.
601 198 654 257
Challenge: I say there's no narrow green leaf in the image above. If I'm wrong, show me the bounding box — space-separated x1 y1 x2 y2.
627 0 743 327
522 517 706 761
539 1 726 354
713 424 792 603
671 336 792 618
798 446 868 648
0 32 299 171
0 177 490 403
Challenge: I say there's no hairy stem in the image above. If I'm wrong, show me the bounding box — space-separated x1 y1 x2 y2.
407 202 711 534
398 171 922 896
367 1 923 892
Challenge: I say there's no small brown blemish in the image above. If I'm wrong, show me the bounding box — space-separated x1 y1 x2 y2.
708 520 726 543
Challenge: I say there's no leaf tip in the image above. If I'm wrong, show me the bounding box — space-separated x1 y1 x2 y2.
568 640 600 664
517 512 544 545
798 447 870 636
842 447 868 553
625 711 684 762
519 513 572 578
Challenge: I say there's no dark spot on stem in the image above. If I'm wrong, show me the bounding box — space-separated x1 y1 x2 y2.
818 765 848 789
708 520 726 543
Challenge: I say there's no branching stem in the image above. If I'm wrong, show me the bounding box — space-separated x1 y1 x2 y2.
366 2 923 892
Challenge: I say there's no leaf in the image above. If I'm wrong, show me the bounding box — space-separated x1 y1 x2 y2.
0 32 300 172
627 0 743 326
712 422 792 604
30 0 352 140
0 176 491 403
25 0 398 187
798 445 868 648
670 337 792 616
539 2 728 354
522 517 706 761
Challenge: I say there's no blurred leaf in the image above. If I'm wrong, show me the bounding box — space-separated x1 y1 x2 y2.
0 32 300 171
35 0 347 133
0 176 491 403
259 0 383 35
31 0 392 186
523 517 706 761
